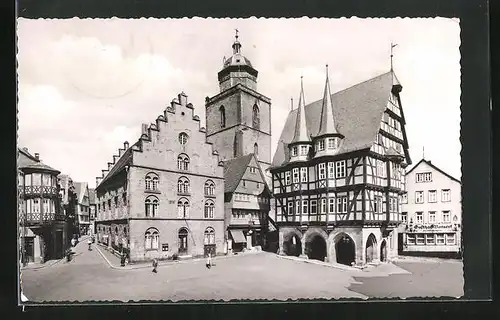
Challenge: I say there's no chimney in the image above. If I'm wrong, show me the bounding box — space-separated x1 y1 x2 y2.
34 153 40 160
141 123 148 136
178 92 188 106
124 141 129 149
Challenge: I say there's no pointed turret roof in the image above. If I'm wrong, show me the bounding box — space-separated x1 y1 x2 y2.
315 65 341 138
290 76 311 145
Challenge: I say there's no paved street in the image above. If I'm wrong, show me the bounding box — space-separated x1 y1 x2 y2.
21 240 463 302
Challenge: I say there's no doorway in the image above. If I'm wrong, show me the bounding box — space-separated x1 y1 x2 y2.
365 234 377 263
380 240 387 262
178 228 188 255
284 234 302 257
335 235 355 266
307 235 327 261
24 237 35 263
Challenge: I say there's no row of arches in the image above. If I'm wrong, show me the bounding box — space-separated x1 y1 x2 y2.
144 196 215 219
282 231 388 266
145 172 216 195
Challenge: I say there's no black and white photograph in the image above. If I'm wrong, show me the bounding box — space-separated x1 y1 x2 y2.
17 17 464 302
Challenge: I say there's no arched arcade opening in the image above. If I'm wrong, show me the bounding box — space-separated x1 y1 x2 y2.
335 234 356 266
283 233 302 257
380 240 387 262
365 233 377 264
306 234 327 262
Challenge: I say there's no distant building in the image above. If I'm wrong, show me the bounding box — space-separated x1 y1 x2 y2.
88 188 96 235
74 182 91 235
95 93 225 262
57 174 78 242
270 69 411 266
223 154 272 253
400 159 462 257
18 148 66 264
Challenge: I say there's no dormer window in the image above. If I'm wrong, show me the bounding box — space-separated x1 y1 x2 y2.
300 145 308 156
327 138 337 149
317 140 325 151
292 146 298 156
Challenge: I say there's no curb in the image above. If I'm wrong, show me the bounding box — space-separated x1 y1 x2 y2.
275 255 362 272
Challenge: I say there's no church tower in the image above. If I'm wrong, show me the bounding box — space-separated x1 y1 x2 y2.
205 30 272 177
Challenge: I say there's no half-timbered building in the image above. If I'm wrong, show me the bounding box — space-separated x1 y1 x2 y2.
270 67 411 266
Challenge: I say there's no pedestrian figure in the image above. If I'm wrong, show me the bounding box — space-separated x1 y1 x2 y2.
71 237 76 247
206 253 212 269
152 258 158 273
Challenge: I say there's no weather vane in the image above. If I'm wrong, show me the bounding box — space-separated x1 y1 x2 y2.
235 28 239 39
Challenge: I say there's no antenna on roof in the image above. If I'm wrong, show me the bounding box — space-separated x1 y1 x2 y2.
390 43 398 71
422 146 425 159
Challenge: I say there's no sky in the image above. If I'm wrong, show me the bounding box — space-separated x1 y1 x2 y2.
17 18 461 188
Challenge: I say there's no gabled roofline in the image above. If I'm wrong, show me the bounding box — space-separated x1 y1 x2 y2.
405 158 461 184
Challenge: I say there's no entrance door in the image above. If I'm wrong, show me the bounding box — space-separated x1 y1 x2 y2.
336 235 355 266
178 229 188 255
380 240 387 262
24 238 34 263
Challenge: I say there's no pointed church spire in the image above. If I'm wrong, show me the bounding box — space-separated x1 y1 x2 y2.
290 76 311 144
315 64 340 137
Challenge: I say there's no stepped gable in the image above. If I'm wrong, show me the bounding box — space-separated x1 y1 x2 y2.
272 71 395 168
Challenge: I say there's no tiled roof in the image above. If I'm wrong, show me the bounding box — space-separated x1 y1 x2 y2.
18 148 60 173
290 77 311 144
406 158 461 184
74 182 83 201
97 146 134 189
223 154 254 193
315 69 341 138
272 71 395 168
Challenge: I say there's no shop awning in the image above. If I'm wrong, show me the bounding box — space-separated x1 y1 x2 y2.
230 230 247 243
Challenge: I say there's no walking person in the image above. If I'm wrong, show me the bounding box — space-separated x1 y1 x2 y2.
206 253 212 269
152 258 158 273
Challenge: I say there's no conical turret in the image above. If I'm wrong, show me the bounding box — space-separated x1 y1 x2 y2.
290 76 311 145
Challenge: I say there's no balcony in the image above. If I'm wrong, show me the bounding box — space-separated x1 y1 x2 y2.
23 211 65 225
24 185 58 197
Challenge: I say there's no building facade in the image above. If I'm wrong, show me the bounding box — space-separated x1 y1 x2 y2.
18 148 67 264
75 182 91 235
223 154 271 253
57 174 78 243
88 188 96 235
400 159 462 256
95 93 225 262
270 69 411 266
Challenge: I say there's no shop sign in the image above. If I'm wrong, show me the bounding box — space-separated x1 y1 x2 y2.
162 243 169 252
409 223 458 232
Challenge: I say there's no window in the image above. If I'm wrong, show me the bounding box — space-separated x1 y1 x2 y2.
310 200 317 214
336 160 346 178
25 174 32 186
446 233 456 245
300 145 308 156
204 227 215 245
288 201 294 215
177 198 190 218
178 132 189 145
42 174 51 186
401 193 408 204
300 167 308 182
114 196 118 207
292 168 299 183
319 163 326 180
436 234 445 245
401 212 407 222
428 190 437 203
145 196 159 217
329 198 335 213
416 234 425 245
426 234 435 245
321 198 327 214
415 191 424 203
122 192 127 205
220 106 226 128
43 199 49 213
377 160 386 178
204 180 215 196
407 234 416 245
390 198 397 212
145 173 159 191
337 196 347 213
295 201 301 215
416 212 423 224
302 200 308 214
442 211 450 222
249 167 256 174
291 146 298 156
145 228 159 250
32 173 41 185
177 177 190 194
429 211 436 223
442 189 451 202
318 139 325 151
177 154 190 171
252 105 260 129
391 163 400 180
204 200 215 218
327 162 335 178
374 196 382 213
285 171 291 185
254 143 259 157
327 138 337 149
416 172 432 183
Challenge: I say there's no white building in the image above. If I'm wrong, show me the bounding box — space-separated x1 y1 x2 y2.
400 158 462 256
